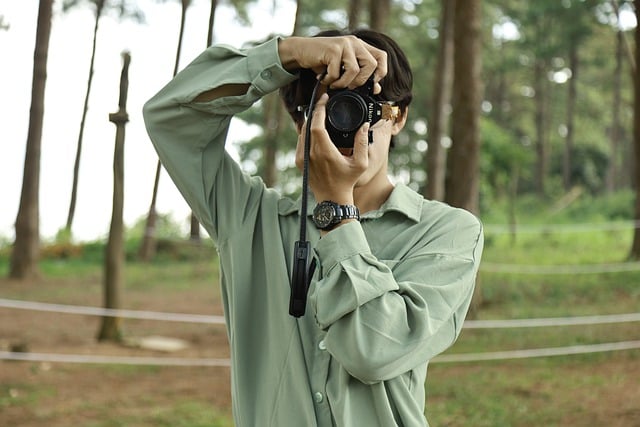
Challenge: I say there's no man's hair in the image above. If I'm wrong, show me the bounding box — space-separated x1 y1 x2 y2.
279 28 413 137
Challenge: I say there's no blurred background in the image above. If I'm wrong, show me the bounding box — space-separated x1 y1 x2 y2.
1 1 640 426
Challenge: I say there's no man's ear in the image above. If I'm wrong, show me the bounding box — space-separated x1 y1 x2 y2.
391 107 409 136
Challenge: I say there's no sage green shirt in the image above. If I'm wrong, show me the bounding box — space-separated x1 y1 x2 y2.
143 37 483 427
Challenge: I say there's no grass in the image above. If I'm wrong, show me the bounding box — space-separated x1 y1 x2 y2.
1 193 640 426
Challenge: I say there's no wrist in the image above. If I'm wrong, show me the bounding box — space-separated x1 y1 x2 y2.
278 37 302 72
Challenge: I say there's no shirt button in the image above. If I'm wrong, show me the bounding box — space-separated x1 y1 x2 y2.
314 392 324 403
318 340 326 351
260 69 272 80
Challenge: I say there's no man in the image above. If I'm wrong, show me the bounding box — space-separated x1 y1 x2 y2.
144 28 483 427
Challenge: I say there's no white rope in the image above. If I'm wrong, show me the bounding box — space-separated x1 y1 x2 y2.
463 312 640 329
433 340 640 363
0 351 230 367
0 298 225 324
480 261 640 274
2 298 639 329
484 220 640 234
2 340 639 366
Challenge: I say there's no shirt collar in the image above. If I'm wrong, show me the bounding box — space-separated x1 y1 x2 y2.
278 183 423 223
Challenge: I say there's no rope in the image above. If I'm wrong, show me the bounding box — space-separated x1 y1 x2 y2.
3 340 639 366
0 298 225 324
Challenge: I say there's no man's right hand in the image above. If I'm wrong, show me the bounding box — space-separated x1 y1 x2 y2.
278 36 387 93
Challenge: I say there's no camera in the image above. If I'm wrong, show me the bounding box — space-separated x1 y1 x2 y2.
325 77 382 149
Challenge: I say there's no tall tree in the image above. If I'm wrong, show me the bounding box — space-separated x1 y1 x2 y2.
424 0 455 201
369 0 391 32
629 0 640 259
140 0 192 260
348 0 362 29
10 0 54 280
63 0 143 237
98 51 131 342
444 0 482 214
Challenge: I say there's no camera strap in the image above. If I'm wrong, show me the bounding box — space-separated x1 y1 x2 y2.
289 74 325 317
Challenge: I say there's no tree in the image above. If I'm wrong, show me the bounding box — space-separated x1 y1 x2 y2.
97 51 131 342
424 0 455 201
9 0 54 280
63 0 143 237
369 0 391 31
444 0 483 214
629 0 640 259
140 0 192 261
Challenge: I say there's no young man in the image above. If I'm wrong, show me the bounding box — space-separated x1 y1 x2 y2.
144 29 483 427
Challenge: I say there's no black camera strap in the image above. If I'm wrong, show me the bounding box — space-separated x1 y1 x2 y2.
289 74 324 317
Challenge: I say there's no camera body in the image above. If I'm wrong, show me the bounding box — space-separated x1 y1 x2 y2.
325 78 382 149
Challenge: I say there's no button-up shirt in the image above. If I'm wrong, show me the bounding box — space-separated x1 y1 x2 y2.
143 37 484 427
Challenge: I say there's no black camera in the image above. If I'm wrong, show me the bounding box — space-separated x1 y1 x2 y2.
325 78 383 149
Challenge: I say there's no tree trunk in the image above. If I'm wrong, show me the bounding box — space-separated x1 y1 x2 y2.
348 0 362 30
369 0 391 32
140 0 190 259
444 0 482 318
533 59 548 196
97 52 130 342
444 0 482 215
65 0 105 235
563 43 578 191
608 24 624 192
207 0 217 46
9 0 53 280
424 0 455 201
629 0 640 259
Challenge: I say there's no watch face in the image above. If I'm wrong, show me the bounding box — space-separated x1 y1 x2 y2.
313 203 335 229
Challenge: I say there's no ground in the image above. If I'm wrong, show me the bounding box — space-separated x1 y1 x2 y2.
1 273 639 426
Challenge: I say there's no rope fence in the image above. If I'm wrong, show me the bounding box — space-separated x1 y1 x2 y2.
2 298 639 329
2 340 640 366
1 297 639 365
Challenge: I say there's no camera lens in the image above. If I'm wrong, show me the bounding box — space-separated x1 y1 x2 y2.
326 92 368 132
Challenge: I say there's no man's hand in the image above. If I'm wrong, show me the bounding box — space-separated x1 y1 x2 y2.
278 36 387 93
295 93 370 205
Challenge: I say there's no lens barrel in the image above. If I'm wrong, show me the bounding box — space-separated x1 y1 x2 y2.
326 92 368 132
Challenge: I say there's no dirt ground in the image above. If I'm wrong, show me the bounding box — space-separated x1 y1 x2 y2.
0 274 233 426
1 274 640 427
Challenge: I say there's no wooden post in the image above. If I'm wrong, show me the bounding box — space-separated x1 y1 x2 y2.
97 51 130 341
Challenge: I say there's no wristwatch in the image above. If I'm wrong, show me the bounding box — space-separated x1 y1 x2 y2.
312 201 360 231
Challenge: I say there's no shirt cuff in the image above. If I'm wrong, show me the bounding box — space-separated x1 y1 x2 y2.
314 221 371 272
247 37 297 95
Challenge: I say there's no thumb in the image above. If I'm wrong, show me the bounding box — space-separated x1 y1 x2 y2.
352 122 370 163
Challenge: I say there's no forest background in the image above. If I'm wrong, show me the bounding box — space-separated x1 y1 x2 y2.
2 0 640 425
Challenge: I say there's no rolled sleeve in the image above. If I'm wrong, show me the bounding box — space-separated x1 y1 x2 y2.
310 221 399 330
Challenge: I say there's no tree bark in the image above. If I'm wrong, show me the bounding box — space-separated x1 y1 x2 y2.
424 0 455 201
563 43 578 191
348 0 362 30
444 0 483 318
97 52 130 342
608 22 624 192
65 0 105 235
369 0 391 32
533 58 548 196
9 0 53 280
140 0 190 259
444 0 482 214
629 0 640 259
